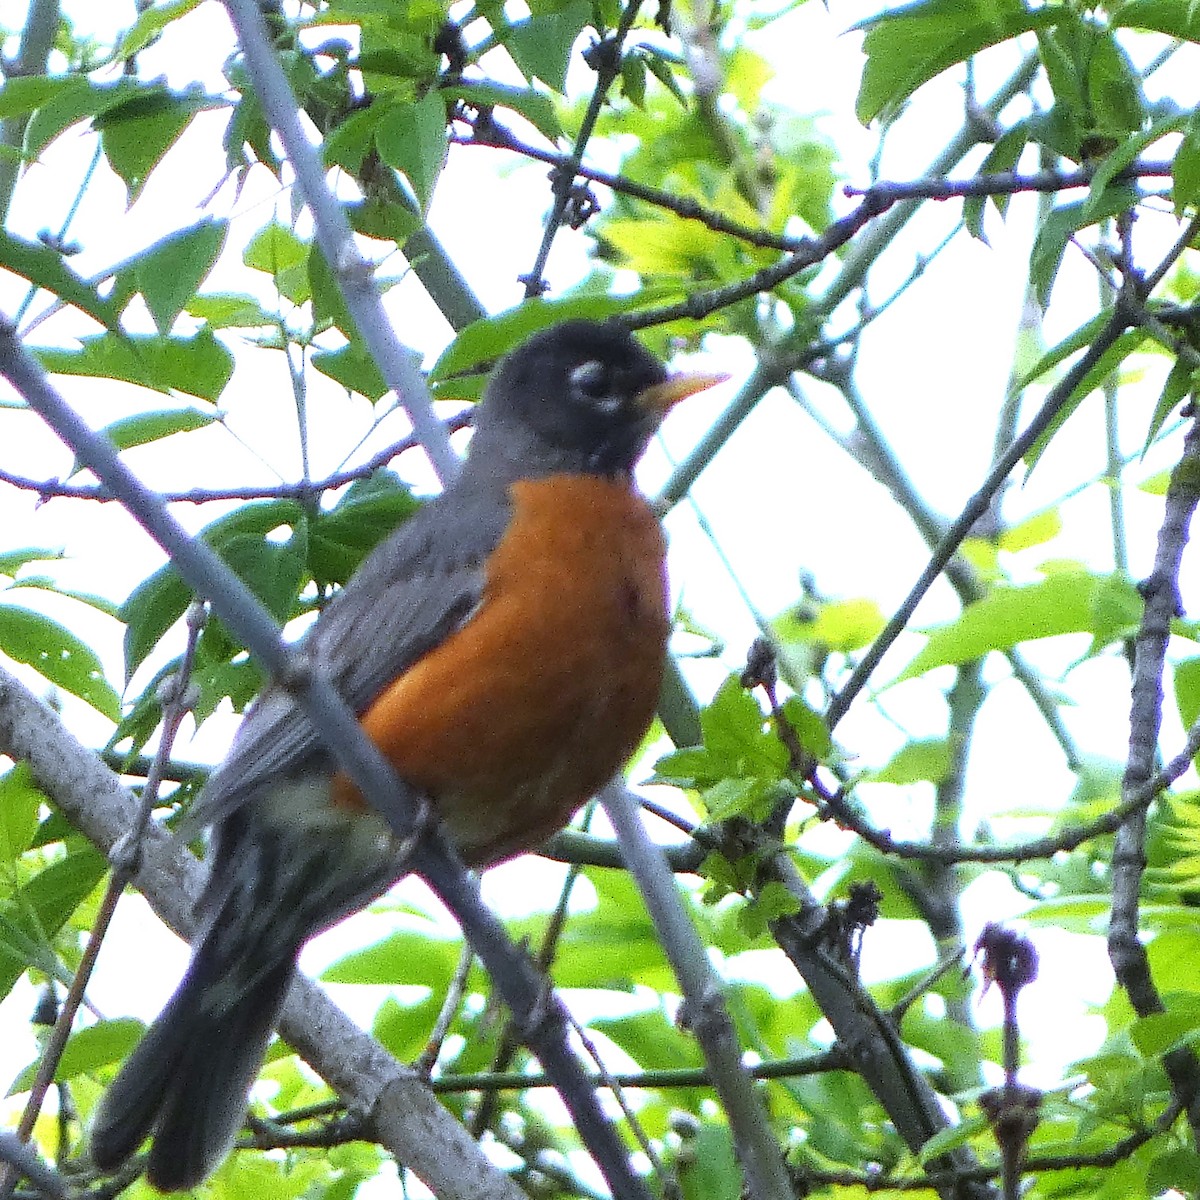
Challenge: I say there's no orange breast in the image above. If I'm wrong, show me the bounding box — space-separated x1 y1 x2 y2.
332 475 670 867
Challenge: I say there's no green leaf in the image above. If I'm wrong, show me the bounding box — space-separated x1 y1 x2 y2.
5 579 116 619
0 231 118 328
70 407 218 478
312 343 389 401
307 247 355 336
643 48 688 105
116 0 204 57
375 91 448 211
1175 113 1200 213
918 1114 990 1163
36 331 233 403
323 105 380 176
620 54 647 107
1084 113 1187 224
0 846 106 997
0 604 119 718
603 214 722 276
701 774 781 821
504 1 591 92
22 78 143 159
1030 185 1142 305
371 993 444 1063
775 597 885 653
309 473 420 585
1023 328 1148 475
1174 660 1200 767
737 879 801 937
871 739 952 786
895 571 1140 681
134 220 228 334
964 123 1027 237
0 76 80 120
185 292 274 329
1141 468 1171 495
0 548 63 578
725 46 774 114
322 928 461 986
216 525 309 626
1038 21 1086 121
1148 1149 1200 1197
1018 312 1111 391
855 0 1054 124
445 82 563 141
120 501 305 677
10 1017 146 1090
550 870 673 991
1131 1001 1200 1056
430 293 677 379
678 1122 740 1200
999 508 1063 553
700 676 788 780
347 197 422 245
95 89 209 200
1114 0 1200 41
120 564 193 681
243 221 310 305
1144 359 1197 458
1086 33 1144 137
780 696 831 759
590 1007 703 1074
0 765 42 864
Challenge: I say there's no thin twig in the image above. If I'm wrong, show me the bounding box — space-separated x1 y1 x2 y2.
521 0 643 296
826 304 1135 731
808 706 1200 864
459 117 802 252
0 412 473 506
843 161 1172 204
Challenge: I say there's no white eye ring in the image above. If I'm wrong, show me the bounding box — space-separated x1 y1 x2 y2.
570 360 608 397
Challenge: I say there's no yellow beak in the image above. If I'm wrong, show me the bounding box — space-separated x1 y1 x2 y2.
637 371 729 415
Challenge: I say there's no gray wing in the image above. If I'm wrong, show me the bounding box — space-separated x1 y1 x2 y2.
190 480 511 827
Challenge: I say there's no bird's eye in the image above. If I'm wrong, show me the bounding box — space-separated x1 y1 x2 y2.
569 359 611 401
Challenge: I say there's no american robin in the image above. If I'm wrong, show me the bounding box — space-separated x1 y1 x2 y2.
90 319 723 1190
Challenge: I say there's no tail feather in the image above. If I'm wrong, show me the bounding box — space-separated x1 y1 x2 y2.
91 954 294 1191
91 795 400 1188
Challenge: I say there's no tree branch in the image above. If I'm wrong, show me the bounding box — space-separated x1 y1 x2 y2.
0 664 522 1200
219 0 459 482
1110 410 1200 1136
826 304 1135 730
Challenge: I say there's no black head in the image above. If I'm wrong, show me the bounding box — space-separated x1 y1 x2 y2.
468 320 723 478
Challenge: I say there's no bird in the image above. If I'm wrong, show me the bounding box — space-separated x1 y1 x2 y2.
89 319 724 1190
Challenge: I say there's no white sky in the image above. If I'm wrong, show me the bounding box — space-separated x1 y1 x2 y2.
0 0 1197 1161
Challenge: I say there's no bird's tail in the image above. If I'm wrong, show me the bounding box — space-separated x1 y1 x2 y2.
90 792 401 1189
89 935 295 1191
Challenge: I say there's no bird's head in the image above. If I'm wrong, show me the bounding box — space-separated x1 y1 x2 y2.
471 320 726 477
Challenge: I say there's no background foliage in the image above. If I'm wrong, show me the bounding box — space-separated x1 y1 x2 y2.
2 0 1200 1197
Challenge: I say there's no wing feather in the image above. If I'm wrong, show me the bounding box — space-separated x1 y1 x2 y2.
191 481 511 827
